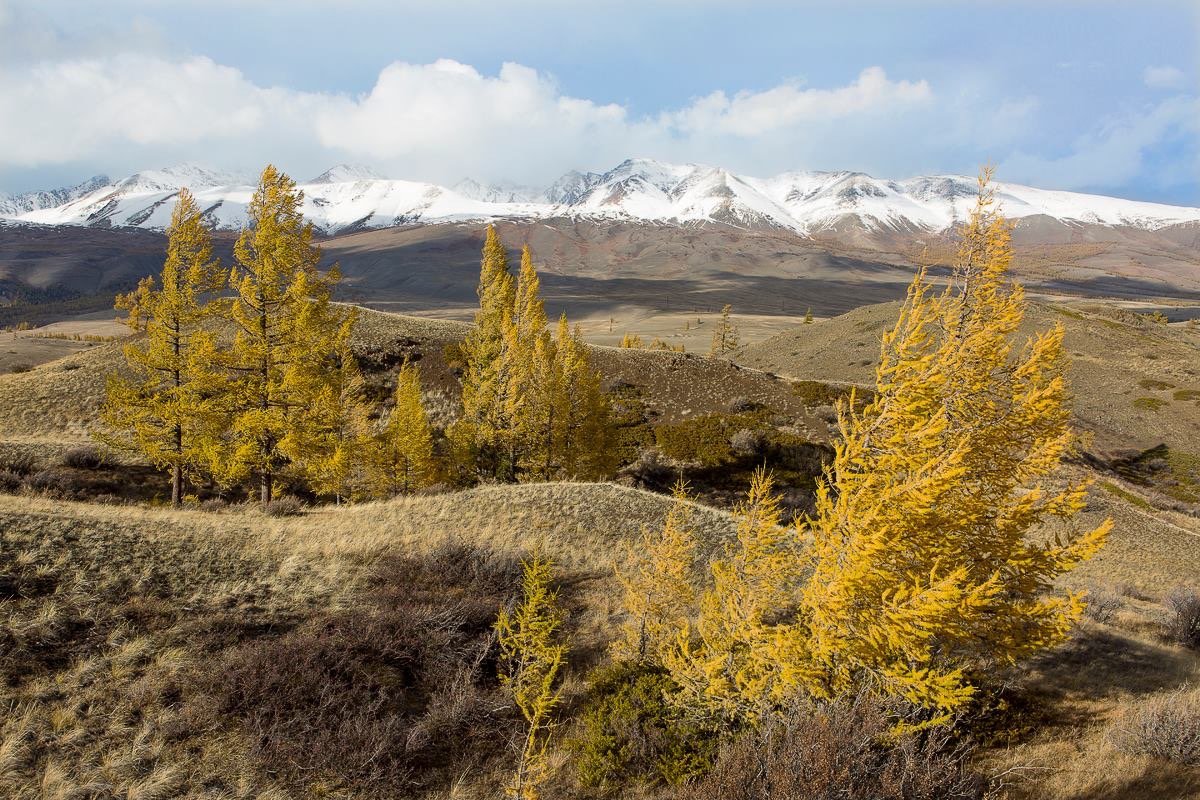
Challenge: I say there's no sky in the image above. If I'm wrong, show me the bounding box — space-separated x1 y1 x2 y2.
0 0 1197 204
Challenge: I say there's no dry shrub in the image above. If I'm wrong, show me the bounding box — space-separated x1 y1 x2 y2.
730 428 763 456
263 496 305 517
61 445 105 470
678 694 994 800
0 470 22 493
1084 588 1122 624
1109 685 1200 766
196 543 521 796
0 452 37 475
1166 587 1200 648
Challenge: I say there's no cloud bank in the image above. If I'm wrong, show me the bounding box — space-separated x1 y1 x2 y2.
0 47 1195 200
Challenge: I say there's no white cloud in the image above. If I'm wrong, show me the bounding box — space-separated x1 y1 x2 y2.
1143 65 1186 90
0 50 1192 199
1000 95 1199 190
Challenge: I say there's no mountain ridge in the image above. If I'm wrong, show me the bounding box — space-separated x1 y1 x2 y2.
4 157 1200 237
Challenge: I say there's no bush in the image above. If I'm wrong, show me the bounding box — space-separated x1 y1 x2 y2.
263 496 306 517
623 448 678 490
199 498 228 513
196 546 520 795
1110 686 1200 766
24 468 85 498
1084 588 1121 624
571 662 719 790
730 428 763 456
61 445 105 470
0 452 37 475
0 470 21 493
727 396 758 413
1166 587 1200 648
8 363 32 374
679 694 994 800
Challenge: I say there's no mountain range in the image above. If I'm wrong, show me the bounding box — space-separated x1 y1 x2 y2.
4 159 1200 237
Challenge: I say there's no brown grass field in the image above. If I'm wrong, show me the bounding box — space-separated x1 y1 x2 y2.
2 298 1200 797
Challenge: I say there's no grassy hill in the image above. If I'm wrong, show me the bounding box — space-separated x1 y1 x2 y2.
737 299 1200 504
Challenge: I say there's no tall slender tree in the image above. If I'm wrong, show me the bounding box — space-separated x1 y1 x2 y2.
219 165 349 504
304 314 373 502
370 359 435 496
101 188 224 505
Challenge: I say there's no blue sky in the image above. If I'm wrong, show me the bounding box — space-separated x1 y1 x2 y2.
0 0 1197 203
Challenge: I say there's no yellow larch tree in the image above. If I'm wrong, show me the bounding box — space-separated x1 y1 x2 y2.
799 168 1111 723
370 359 434 496
496 555 568 800
661 468 814 725
303 315 373 503
709 304 739 356
101 188 225 505
613 480 699 665
219 164 351 504
554 321 613 479
455 224 519 480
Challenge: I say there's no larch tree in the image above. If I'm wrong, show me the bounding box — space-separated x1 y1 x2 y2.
661 468 813 726
456 224 518 480
496 555 568 800
709 304 739 356
553 321 613 479
219 164 350 504
304 315 373 503
506 245 551 477
804 307 814 324
371 359 434 496
613 480 700 665
101 188 225 506
799 168 1110 724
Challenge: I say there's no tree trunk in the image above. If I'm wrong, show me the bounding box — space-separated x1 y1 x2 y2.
261 470 273 505
171 464 183 507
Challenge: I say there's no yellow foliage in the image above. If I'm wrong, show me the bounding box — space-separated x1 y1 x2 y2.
217 165 352 503
619 332 644 349
496 556 567 800
614 480 699 664
709 304 739 356
100 188 225 505
799 168 1110 721
370 359 434 496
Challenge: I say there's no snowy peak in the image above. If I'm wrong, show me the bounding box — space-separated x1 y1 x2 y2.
309 164 386 184
3 159 1200 235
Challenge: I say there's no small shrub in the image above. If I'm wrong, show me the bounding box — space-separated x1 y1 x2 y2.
1166 587 1200 648
8 363 32 374
0 470 22 493
62 445 105 470
571 662 719 790
730 428 763 456
0 452 37 475
264 496 305 517
1110 686 1200 766
680 694 994 800
1138 378 1176 390
623 448 677 490
727 396 758 413
1133 396 1169 412
1084 588 1121 624
24 468 84 498
199 498 228 513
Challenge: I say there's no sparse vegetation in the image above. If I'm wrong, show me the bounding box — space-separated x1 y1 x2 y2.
1110 685 1200 767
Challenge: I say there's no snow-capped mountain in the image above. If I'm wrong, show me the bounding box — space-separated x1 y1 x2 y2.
5 158 1200 235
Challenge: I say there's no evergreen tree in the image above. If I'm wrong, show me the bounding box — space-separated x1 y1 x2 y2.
304 315 373 502
555 322 614 479
101 188 224 505
799 169 1110 723
370 359 434 495
619 332 643 349
497 556 568 800
804 307 814 324
709 304 739 355
219 164 349 504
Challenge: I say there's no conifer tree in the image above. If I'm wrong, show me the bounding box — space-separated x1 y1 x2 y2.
619 332 643 349
507 246 552 477
370 359 434 495
804 307 814 324
799 169 1111 723
101 188 224 505
709 304 739 355
555 322 613 479
219 165 349 504
662 469 812 725
304 316 373 502
456 225 518 479
496 556 568 800
614 481 699 664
